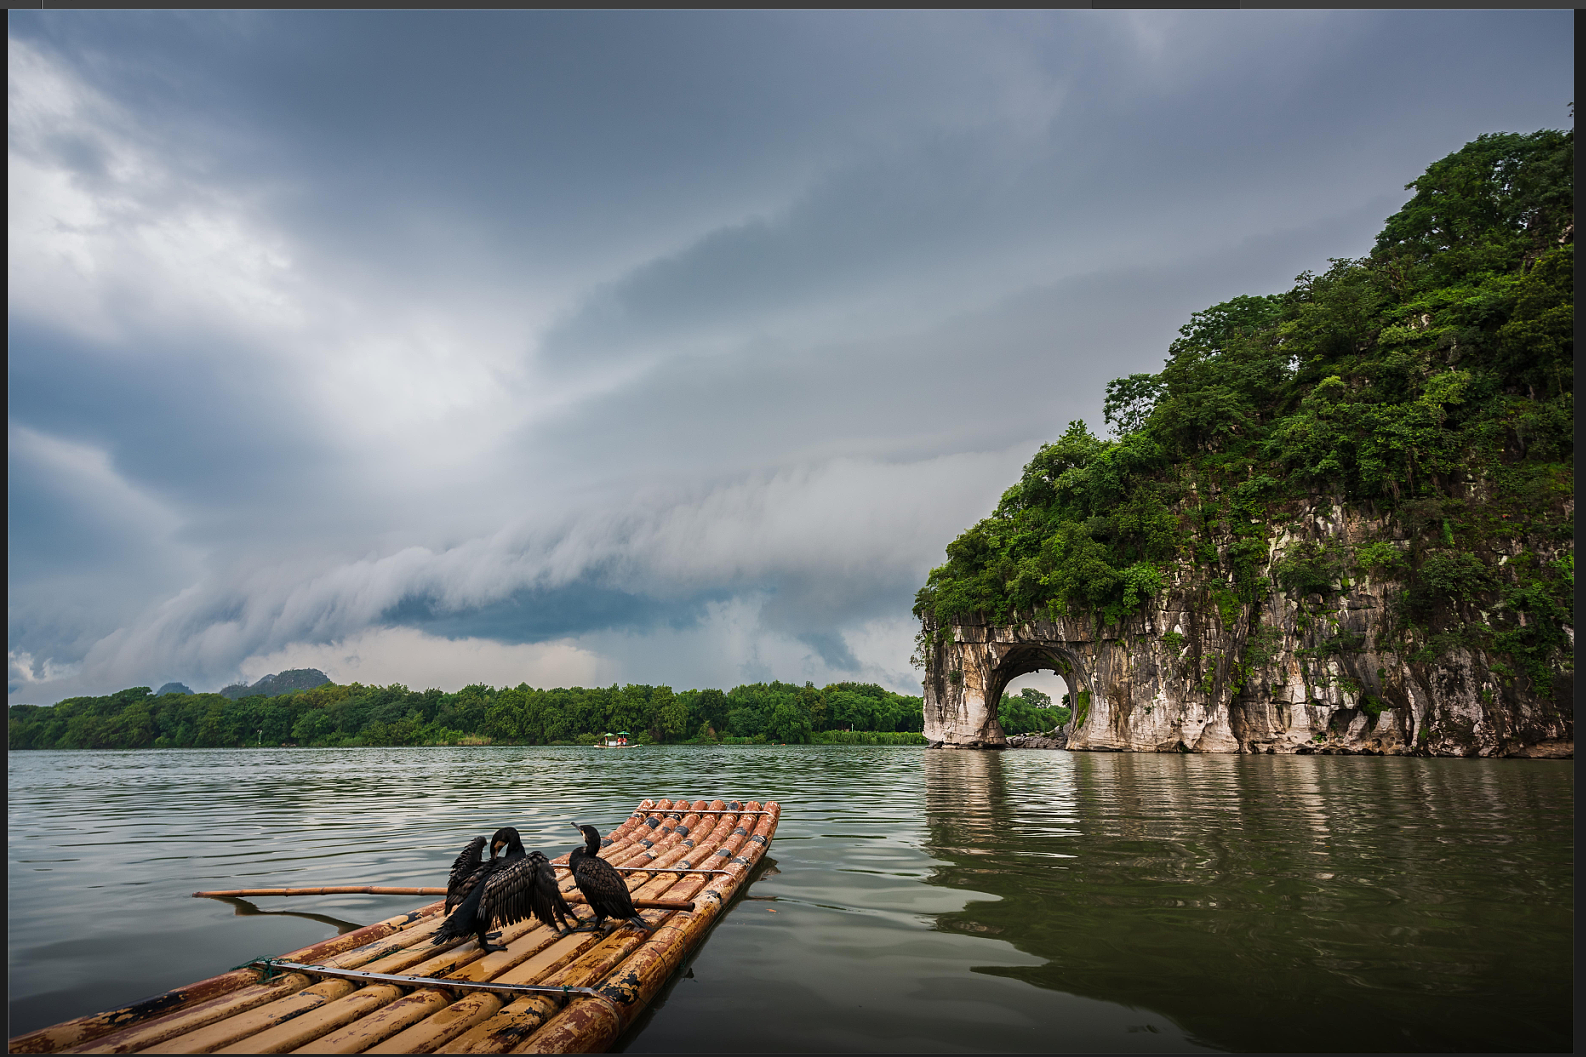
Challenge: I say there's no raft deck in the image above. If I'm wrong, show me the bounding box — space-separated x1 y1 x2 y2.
10 798 780 1055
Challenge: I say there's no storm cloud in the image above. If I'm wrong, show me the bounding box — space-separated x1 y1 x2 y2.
8 11 1572 701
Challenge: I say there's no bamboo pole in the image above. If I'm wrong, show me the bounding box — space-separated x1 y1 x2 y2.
387 803 734 1055
156 916 542 1055
316 920 574 1054
195 886 447 897
147 911 467 1053
193 887 694 910
7 902 444 1054
212 919 505 1054
516 801 782 1054
449 807 768 1055
434 804 746 1054
339 801 753 1055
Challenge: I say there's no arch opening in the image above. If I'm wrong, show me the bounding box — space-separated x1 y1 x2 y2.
988 643 1089 738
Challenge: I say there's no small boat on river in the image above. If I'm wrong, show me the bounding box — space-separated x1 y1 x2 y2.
9 798 780 1055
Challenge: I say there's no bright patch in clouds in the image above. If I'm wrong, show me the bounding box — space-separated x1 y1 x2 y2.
7 10 1571 703
239 626 603 693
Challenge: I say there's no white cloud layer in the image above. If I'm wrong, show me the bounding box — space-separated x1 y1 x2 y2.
237 626 604 693
7 11 1573 703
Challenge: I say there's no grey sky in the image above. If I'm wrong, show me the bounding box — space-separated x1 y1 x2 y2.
7 11 1573 702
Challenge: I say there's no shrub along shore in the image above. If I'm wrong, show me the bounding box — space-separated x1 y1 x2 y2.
8 679 940 749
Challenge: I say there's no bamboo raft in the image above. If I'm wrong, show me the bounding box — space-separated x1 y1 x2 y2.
10 798 780 1055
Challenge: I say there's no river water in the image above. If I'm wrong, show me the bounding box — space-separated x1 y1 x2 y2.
7 747 1573 1052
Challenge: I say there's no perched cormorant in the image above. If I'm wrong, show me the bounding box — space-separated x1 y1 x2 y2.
433 827 524 950
433 830 581 951
568 823 651 934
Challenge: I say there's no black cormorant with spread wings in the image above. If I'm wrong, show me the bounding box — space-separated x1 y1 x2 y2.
434 830 580 952
568 823 651 934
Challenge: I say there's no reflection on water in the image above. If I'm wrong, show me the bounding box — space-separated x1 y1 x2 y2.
200 895 365 934
922 750 1573 1052
8 747 1571 1051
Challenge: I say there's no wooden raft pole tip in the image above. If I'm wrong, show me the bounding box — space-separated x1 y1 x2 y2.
194 886 448 898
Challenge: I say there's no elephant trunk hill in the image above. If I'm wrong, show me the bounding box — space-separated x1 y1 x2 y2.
915 126 1573 757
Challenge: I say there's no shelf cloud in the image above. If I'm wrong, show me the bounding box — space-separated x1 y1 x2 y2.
7 10 1572 701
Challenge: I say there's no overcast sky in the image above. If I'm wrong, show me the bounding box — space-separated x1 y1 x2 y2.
7 10 1572 704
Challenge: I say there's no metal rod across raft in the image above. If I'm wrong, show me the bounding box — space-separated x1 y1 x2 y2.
246 960 620 1003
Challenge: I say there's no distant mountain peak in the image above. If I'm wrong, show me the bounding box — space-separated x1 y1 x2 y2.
156 682 193 696
218 668 331 700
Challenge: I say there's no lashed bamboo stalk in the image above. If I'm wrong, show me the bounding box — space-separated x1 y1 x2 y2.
10 902 445 1055
345 922 609 1054
513 802 780 1054
369 800 726 1055
382 925 623 1053
295 921 576 1055
427 801 749 1054
447 804 771 1054
143 912 468 1053
210 915 515 1054
193 887 696 910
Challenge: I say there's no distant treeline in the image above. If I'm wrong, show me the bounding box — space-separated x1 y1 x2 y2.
998 687 1071 735
7 679 928 750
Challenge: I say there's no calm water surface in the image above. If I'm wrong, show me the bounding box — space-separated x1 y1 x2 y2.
7 747 1573 1051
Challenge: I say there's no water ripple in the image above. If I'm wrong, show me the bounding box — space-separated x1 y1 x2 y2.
9 747 1572 1052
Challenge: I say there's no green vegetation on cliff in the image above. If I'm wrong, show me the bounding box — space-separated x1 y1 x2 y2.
8 678 923 750
915 127 1573 694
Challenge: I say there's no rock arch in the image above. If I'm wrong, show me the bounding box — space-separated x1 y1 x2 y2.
919 502 1571 757
987 642 1085 710
920 609 1241 752
921 613 1104 749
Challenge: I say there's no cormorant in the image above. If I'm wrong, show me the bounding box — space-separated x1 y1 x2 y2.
434 830 581 951
433 827 524 951
568 823 651 934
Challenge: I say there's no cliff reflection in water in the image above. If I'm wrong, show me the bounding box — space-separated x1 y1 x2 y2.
921 750 1573 1053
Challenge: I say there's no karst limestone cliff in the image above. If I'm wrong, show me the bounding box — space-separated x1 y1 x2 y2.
921 499 1572 758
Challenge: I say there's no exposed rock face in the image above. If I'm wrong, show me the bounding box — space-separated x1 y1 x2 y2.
921 503 1572 758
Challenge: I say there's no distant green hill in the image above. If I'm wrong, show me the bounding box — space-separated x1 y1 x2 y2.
218 668 331 700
